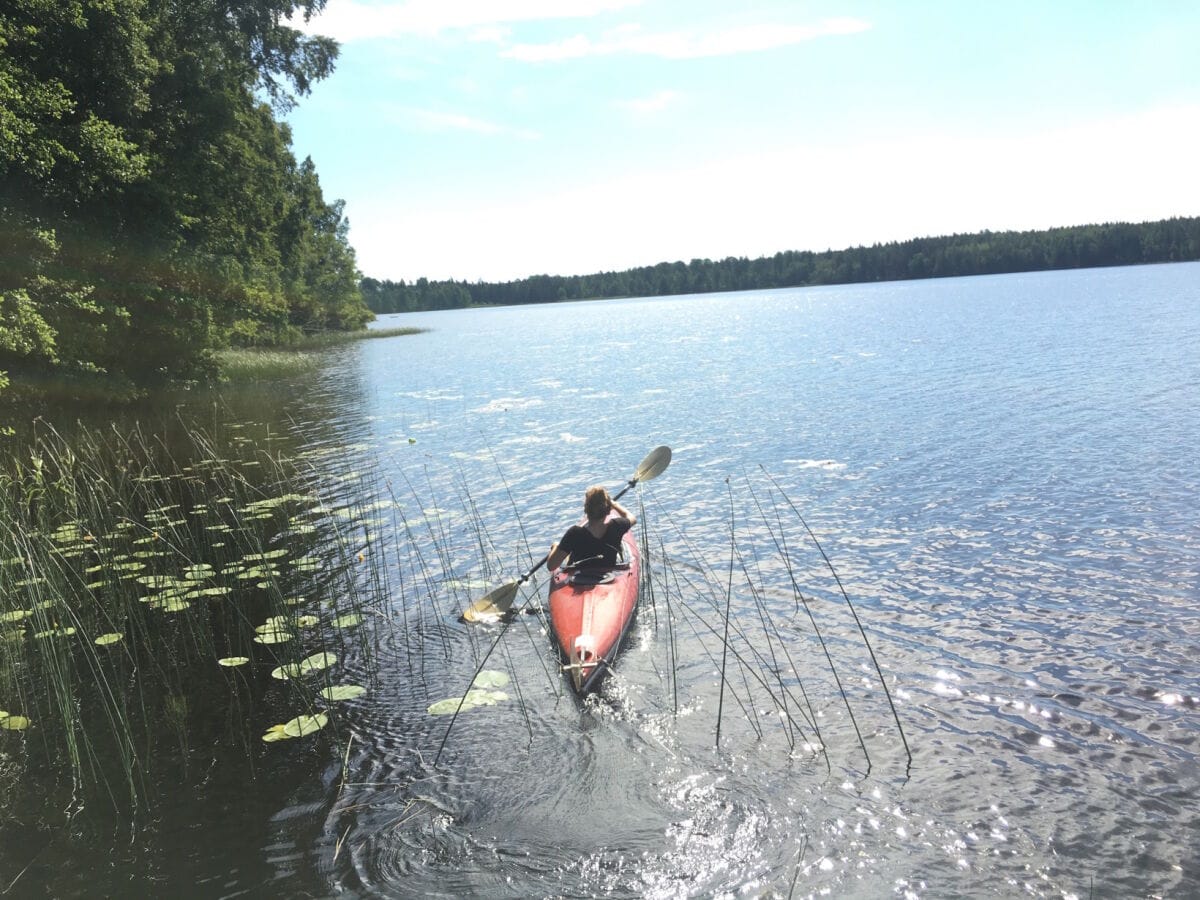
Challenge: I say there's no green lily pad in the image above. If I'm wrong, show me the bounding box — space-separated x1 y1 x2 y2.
188 586 232 598
271 662 303 680
283 712 328 738
253 629 292 645
243 549 288 562
0 610 31 624
261 723 289 743
473 670 511 689
218 656 250 667
299 651 336 674
94 632 124 646
1 715 31 731
320 684 367 702
332 613 362 629
52 524 84 543
426 689 510 716
293 557 320 573
295 615 319 628
156 597 191 613
137 574 184 589
33 626 77 639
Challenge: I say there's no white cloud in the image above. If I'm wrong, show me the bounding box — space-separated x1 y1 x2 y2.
292 0 642 42
347 105 1200 282
615 89 680 114
503 17 871 61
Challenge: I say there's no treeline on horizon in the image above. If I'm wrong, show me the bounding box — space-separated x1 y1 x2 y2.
361 216 1200 314
1 0 370 400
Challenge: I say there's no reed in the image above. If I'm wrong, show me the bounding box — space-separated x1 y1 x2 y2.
215 328 427 381
0 420 393 806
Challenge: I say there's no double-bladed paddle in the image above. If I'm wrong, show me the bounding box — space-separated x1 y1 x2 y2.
462 445 672 623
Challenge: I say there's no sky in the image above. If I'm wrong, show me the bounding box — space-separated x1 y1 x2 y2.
283 0 1200 283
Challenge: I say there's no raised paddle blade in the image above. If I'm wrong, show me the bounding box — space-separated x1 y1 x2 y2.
462 582 518 623
634 445 672 483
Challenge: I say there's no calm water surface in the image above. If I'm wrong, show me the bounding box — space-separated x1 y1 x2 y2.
5 263 1199 898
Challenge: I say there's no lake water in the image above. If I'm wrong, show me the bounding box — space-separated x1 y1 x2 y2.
3 263 1198 897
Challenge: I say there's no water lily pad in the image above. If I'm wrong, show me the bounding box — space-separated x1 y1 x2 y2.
426 689 510 716
271 662 303 680
261 723 289 743
283 712 328 738
52 524 84 543
332 613 362 629
253 629 292 645
0 610 31 624
218 656 250 667
156 597 191 613
33 626 77 639
94 632 124 646
293 557 320 573
295 615 319 628
184 564 214 580
243 549 288 562
299 651 336 674
472 670 510 689
138 574 184 589
188 586 232 598
1 715 31 731
320 684 367 702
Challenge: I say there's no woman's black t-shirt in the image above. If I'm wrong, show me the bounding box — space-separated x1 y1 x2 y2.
556 517 633 566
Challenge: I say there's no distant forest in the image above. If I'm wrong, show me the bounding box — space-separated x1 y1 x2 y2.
361 216 1200 314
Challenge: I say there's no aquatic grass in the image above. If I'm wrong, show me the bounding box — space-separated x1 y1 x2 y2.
214 328 427 382
0 421 395 805
214 349 326 381
637 470 912 772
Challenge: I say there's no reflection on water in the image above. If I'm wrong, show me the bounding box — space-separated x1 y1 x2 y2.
3 263 1199 897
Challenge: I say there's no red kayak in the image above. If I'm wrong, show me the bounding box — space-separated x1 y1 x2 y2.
548 526 640 694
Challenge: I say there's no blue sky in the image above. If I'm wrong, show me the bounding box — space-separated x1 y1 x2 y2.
285 1 1200 283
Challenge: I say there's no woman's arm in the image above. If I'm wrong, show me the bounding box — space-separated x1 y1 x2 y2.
546 540 568 571
610 499 636 527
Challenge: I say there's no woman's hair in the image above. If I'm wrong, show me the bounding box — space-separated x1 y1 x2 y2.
584 485 611 521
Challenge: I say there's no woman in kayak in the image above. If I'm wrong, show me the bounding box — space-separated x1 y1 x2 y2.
546 485 636 571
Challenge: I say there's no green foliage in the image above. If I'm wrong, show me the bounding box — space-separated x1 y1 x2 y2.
0 0 369 400
361 216 1200 313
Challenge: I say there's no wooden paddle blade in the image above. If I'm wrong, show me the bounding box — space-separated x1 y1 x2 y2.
463 581 519 623
634 445 672 483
